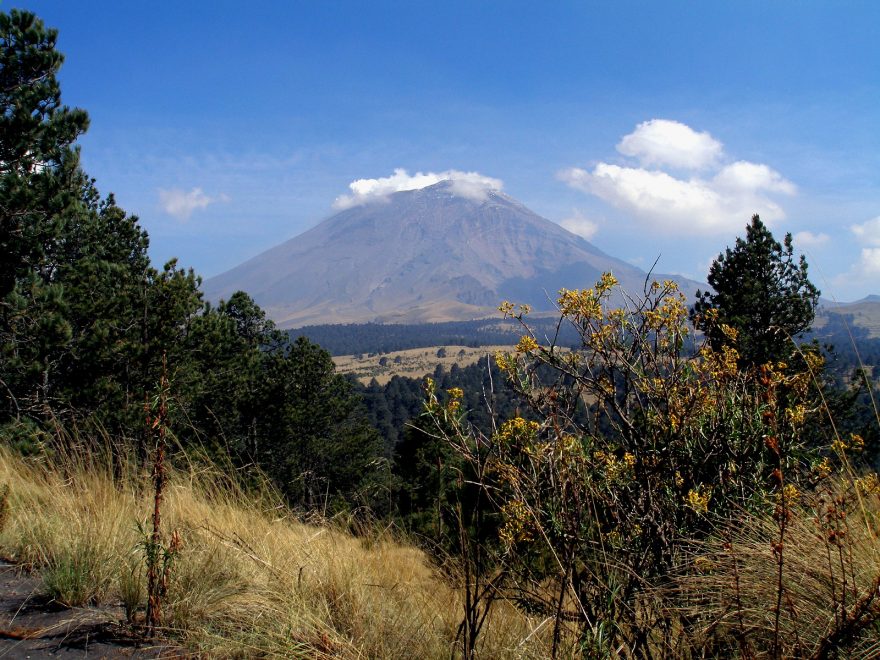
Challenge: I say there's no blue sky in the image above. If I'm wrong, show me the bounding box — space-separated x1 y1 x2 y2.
14 0 880 300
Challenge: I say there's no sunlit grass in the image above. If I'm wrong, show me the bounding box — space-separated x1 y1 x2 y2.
0 444 548 658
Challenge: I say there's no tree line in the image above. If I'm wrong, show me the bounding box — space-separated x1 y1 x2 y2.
293 317 585 356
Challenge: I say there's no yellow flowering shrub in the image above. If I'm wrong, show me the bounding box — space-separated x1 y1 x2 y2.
423 272 830 655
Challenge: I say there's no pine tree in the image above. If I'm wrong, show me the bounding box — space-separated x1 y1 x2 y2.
253 336 388 510
692 214 820 367
0 10 90 421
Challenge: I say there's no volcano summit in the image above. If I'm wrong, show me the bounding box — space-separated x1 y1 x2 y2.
205 181 699 327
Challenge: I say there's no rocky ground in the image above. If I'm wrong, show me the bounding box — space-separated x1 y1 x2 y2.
0 562 186 659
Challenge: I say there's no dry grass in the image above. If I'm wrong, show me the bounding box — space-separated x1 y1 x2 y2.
0 445 549 658
5 440 878 658
675 479 880 657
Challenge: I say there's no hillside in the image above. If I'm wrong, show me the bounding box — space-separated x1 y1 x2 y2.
0 447 548 658
815 298 880 339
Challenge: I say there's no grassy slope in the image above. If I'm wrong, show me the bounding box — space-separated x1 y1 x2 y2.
0 447 547 659
2 437 879 656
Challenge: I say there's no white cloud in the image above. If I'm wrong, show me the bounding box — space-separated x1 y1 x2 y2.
560 120 796 235
616 118 723 170
857 247 880 275
333 168 503 209
793 231 830 248
832 245 880 295
558 209 599 240
851 216 880 246
559 161 793 235
158 187 228 220
712 161 797 195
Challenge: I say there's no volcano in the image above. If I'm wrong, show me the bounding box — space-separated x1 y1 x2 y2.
204 181 701 327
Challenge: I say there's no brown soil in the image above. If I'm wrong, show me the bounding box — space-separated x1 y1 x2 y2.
0 561 188 659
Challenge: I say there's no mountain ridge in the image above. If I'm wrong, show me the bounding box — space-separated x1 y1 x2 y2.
205 181 704 327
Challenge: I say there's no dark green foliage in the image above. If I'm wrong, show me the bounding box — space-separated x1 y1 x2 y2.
356 361 525 452
394 420 456 539
0 10 388 514
690 217 879 466
692 215 820 367
0 10 89 297
0 10 89 421
251 337 388 511
354 362 536 545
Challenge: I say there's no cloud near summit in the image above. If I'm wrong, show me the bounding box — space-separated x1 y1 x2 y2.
559 119 796 235
332 168 503 210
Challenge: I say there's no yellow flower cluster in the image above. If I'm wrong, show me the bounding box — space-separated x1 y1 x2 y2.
802 350 825 373
700 308 720 324
497 417 540 444
784 403 807 427
686 486 712 513
494 351 517 374
832 433 865 454
855 473 880 495
775 483 800 505
814 457 833 479
594 450 636 481
851 433 865 451
498 301 531 318
557 287 601 319
499 499 534 545
515 335 539 353
605 308 627 324
598 272 619 292
556 274 619 319
644 294 688 331
720 324 739 342
446 387 464 412
696 344 740 381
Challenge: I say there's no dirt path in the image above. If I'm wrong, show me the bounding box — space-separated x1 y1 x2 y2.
0 562 187 658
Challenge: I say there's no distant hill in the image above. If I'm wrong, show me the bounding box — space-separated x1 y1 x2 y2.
205 180 702 327
815 299 880 339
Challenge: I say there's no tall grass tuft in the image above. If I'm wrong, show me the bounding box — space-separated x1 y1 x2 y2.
676 478 880 657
